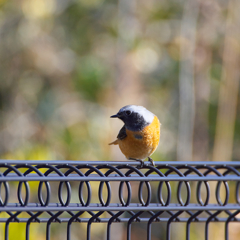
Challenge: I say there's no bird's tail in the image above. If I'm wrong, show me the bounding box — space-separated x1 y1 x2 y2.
109 139 119 145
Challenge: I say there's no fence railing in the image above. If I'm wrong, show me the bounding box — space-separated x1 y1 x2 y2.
0 160 240 240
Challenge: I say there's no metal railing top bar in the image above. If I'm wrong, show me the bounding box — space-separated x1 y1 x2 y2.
0 160 240 240
2 204 240 211
0 175 239 181
1 160 240 166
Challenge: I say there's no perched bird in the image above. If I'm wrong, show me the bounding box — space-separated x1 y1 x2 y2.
109 105 160 167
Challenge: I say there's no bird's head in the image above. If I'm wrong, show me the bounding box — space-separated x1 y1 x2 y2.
111 105 155 131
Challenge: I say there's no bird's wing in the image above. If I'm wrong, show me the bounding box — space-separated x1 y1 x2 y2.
109 125 127 145
117 125 127 140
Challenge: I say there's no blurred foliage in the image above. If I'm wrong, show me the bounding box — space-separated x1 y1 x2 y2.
0 0 240 239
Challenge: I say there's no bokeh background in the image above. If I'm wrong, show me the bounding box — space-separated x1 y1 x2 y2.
0 0 240 239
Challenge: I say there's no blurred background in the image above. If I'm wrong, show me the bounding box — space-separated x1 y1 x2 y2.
0 0 240 239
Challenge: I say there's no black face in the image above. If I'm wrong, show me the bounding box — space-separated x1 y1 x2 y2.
111 110 148 131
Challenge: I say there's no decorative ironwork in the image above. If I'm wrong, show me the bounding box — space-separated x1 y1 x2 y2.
0 160 240 240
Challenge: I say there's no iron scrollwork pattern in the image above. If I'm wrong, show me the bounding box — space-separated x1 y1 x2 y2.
0 160 240 240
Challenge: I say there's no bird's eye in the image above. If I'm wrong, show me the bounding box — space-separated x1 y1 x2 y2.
125 110 132 116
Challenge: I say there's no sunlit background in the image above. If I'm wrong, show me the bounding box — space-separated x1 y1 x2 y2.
0 0 240 239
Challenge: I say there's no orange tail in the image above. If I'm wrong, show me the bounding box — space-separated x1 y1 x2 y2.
109 139 119 145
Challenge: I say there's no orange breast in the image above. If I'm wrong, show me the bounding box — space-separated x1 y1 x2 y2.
118 116 160 160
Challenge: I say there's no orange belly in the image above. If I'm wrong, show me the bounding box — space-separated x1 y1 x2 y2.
118 116 160 160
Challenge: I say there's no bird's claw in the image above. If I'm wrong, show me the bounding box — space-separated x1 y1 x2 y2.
129 158 144 168
148 157 156 167
137 161 144 169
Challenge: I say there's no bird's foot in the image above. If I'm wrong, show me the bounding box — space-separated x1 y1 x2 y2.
137 160 144 169
129 158 144 168
148 157 156 167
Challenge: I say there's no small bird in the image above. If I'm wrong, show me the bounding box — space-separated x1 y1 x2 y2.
109 105 160 167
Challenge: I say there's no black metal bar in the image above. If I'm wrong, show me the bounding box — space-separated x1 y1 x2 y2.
2 204 240 211
0 216 239 223
1 160 240 166
2 175 240 181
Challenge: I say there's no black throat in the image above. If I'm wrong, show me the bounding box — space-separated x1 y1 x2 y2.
121 112 149 132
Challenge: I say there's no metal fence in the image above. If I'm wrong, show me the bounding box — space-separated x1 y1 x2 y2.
0 160 240 240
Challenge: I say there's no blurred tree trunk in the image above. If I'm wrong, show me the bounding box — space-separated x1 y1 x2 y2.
192 0 219 162
114 0 143 107
212 0 240 162
177 0 199 162
193 43 211 162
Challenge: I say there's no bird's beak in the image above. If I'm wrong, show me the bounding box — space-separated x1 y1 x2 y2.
110 114 119 118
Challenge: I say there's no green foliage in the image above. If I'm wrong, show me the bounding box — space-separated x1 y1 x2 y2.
74 57 107 101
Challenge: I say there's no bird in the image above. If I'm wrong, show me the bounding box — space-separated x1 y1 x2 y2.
109 105 160 167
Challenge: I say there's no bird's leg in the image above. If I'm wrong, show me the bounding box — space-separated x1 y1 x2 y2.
129 158 144 168
148 157 156 167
